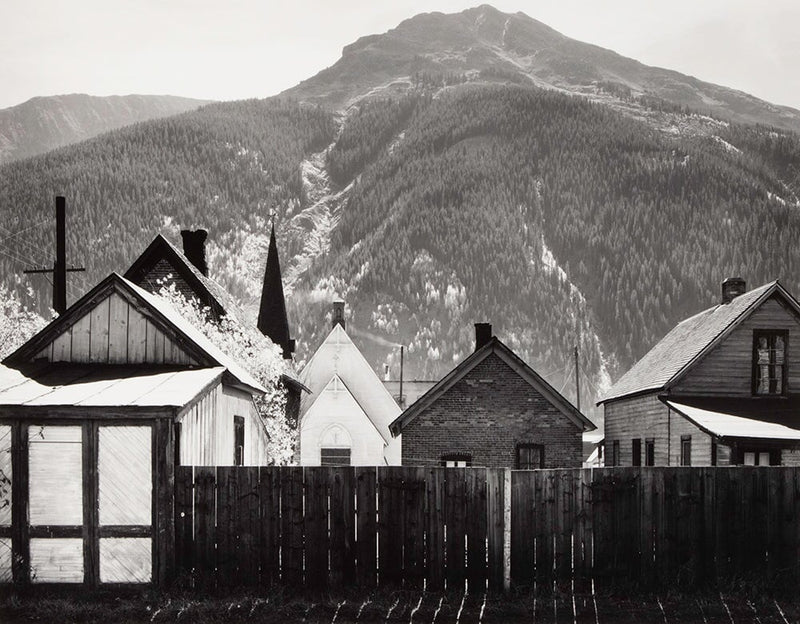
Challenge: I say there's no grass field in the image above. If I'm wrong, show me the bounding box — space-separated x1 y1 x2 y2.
3 585 800 624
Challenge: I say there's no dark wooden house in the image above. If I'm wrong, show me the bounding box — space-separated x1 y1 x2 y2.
389 323 595 468
0 273 270 586
600 279 800 466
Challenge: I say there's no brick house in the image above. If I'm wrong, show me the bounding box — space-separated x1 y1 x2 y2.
600 278 800 467
389 323 595 468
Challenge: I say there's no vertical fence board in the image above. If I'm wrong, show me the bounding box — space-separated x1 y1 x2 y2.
193 466 216 586
280 467 304 586
304 467 329 588
259 466 281 585
510 471 534 588
486 468 505 592
445 467 466 591
401 467 425 590
426 467 446 591
535 470 553 585
638 468 654 586
378 467 403 586
236 468 259 583
355 467 377 587
465 468 487 592
216 466 238 585
174 466 194 583
329 467 355 587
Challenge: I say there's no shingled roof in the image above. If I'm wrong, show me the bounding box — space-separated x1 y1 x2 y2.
600 281 800 404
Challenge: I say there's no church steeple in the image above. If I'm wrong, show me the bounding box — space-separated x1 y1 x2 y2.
257 223 294 359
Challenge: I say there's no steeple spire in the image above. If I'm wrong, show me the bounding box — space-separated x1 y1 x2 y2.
257 223 294 359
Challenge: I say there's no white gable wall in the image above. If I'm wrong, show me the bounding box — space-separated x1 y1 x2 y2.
300 376 388 466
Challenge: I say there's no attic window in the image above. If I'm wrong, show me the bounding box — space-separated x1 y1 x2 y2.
753 330 787 395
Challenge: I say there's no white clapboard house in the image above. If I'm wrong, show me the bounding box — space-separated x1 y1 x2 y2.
0 272 269 587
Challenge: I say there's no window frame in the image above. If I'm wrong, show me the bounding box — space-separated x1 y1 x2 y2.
611 440 620 467
234 416 245 467
516 443 544 470
752 329 788 396
645 438 655 466
441 453 472 467
631 438 642 467
320 447 351 466
680 435 692 466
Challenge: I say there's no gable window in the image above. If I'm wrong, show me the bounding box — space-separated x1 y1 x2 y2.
441 453 472 467
516 444 544 469
753 330 787 395
321 447 351 466
611 440 620 467
234 416 245 466
632 439 642 467
645 439 655 466
680 435 691 466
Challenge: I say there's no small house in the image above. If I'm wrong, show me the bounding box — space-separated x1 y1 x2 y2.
0 272 270 586
389 323 595 468
600 278 800 466
298 301 401 466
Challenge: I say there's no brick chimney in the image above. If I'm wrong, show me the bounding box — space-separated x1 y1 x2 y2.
721 277 746 304
475 322 492 351
180 229 208 276
332 300 345 329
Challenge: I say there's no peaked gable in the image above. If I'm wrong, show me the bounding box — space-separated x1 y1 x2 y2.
390 337 594 435
600 281 800 404
299 323 400 442
4 273 265 394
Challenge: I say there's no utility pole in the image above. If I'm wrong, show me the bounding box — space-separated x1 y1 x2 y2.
399 345 405 410
574 344 581 412
24 196 85 314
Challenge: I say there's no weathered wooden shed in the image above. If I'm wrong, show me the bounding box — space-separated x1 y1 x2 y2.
0 272 269 586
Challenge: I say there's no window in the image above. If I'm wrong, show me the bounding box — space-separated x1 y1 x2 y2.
611 440 620 467
645 439 655 466
632 439 642 467
738 447 779 466
516 444 544 469
680 435 692 466
234 416 245 466
174 421 182 467
321 447 351 466
753 330 787 395
441 453 472 467
711 439 717 466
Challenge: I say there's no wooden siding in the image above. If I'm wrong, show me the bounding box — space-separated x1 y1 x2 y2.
30 537 83 583
28 426 82 525
178 383 268 466
0 425 10 526
0 538 10 582
667 408 714 466
99 537 152 583
34 293 196 366
98 427 151 526
672 296 800 396
602 393 670 466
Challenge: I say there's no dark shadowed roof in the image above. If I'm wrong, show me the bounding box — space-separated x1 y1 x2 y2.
389 336 595 436
599 281 800 404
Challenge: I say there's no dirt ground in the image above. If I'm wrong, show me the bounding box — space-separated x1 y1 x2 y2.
3 587 800 624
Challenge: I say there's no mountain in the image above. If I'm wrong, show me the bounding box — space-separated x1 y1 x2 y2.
0 94 212 164
2 6 800 426
285 5 800 134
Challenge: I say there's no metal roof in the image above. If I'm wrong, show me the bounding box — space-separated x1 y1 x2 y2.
0 364 224 408
667 400 800 441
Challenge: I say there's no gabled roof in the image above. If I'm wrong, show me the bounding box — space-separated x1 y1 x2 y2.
307 373 387 444
257 225 293 359
299 323 400 444
389 337 595 436
600 281 800 404
4 273 265 394
667 400 800 442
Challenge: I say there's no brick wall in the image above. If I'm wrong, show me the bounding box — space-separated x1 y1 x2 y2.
400 352 583 468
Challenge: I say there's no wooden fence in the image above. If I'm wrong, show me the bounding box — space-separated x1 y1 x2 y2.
174 466 800 591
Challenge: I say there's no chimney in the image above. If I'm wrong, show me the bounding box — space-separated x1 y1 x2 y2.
332 300 345 329
384 364 390 382
721 277 746 304
181 229 208 276
475 322 492 351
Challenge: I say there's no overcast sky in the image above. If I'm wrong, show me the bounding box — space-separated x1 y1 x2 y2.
2 0 799 110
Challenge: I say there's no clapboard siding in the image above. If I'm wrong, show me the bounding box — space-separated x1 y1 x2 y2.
667 408 714 465
0 425 10 526
672 296 800 396
178 383 268 466
603 393 669 466
34 293 196 366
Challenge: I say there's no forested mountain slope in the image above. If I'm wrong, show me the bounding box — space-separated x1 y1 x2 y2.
0 94 212 164
2 6 800 424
